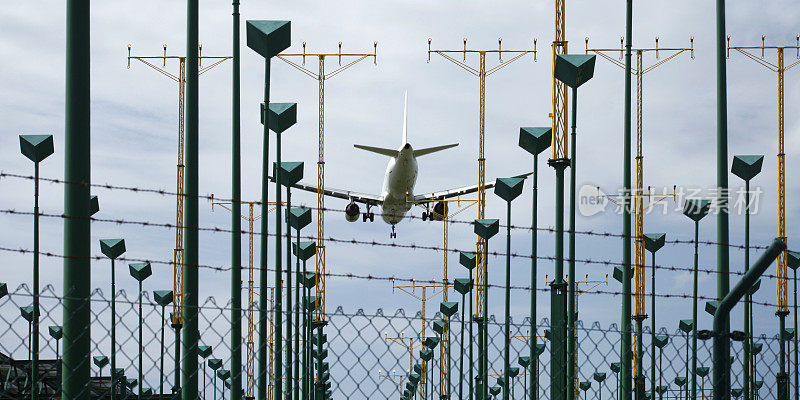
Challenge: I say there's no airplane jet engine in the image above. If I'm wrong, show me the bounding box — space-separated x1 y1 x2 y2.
345 201 360 222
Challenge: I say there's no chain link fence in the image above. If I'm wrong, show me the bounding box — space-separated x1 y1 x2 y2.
0 284 785 399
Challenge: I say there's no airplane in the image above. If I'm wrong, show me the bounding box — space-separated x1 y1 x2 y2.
282 92 519 238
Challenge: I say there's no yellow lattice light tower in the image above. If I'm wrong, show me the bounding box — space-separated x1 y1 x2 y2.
406 197 479 397
392 279 446 400
276 42 377 324
212 196 273 399
379 369 408 388
127 45 230 328
427 38 537 330
586 36 692 387
727 34 800 317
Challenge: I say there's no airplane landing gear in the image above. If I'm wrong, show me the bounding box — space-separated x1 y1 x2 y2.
363 203 375 222
390 225 397 239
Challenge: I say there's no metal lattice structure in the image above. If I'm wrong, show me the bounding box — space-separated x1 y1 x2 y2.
276 42 377 323
726 35 800 315
426 38 537 322
586 37 693 385
126 46 230 326
0 284 788 400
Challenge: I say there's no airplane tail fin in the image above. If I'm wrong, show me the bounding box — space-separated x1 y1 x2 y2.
402 91 408 146
413 143 459 158
354 144 399 157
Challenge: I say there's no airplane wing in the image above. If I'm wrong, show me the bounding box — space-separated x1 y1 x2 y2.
412 172 533 202
268 175 383 205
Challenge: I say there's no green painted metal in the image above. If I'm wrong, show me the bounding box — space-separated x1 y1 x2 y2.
474 218 498 400
554 55 596 89
622 2 633 398
731 155 764 400
644 233 665 399
246 21 290 59
48 326 62 340
441 302 458 317
713 238 786 399
790 251 800 400
89 195 99 216
684 199 709 400
100 239 123 400
495 179 524 400
459 251 476 400
93 355 109 368
199 346 213 400
547 155 568 400
455 278 472 400
269 103 298 134
519 127 552 157
714 0 733 393
21 133 53 400
518 126 550 400
19 135 54 163
579 381 591 392
154 290 173 398
63 1 92 398
555 59 598 400
129 262 150 400
230 4 242 400
289 207 312 231
182 1 200 400
731 156 764 182
293 241 317 262
246 19 291 400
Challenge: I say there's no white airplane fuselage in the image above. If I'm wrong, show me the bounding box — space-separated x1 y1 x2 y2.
380 143 418 225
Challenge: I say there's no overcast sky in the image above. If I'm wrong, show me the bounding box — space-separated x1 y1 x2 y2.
2 0 800 365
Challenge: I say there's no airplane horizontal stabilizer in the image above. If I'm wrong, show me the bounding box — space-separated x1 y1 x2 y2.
354 144 399 157
412 143 458 158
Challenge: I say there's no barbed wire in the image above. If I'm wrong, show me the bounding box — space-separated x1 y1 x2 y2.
0 171 769 250
0 245 784 308
0 208 781 280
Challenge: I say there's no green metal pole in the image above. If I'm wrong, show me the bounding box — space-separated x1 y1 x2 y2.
258 57 271 400
692 221 699 400
111 260 117 400
622 0 634 397
651 251 656 398
712 238 786 400
230 2 242 400
285 187 293 398
32 161 40 400
782 316 789 399
794 267 798 400
744 179 751 400
160 305 166 398
139 281 143 400
634 317 643 399
274 119 283 400
548 158 568 400
173 321 182 397
294 226 301 400
301 258 307 400
504 201 512 400
460 291 466 400
63 0 92 399
483 242 490 400
470 267 474 400
182 0 200 399
686 330 690 400
567 86 578 400
530 152 539 400
714 0 732 397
